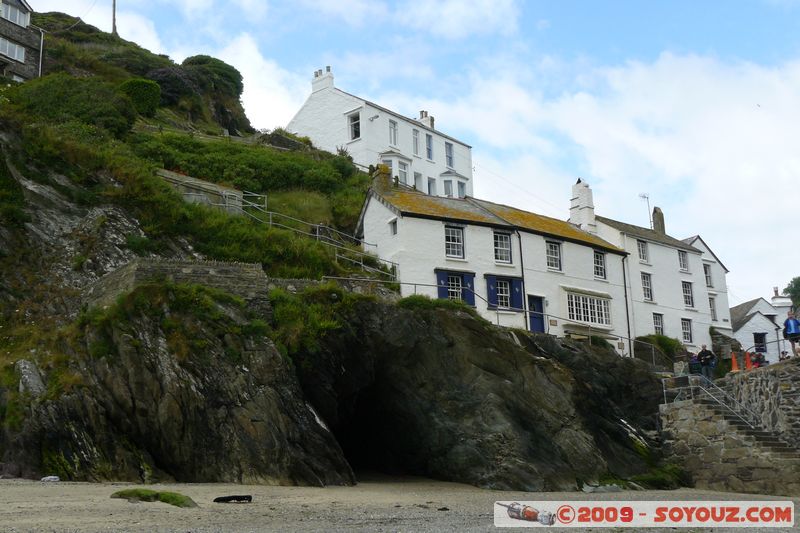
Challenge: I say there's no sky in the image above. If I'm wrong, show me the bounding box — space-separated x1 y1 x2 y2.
29 0 800 305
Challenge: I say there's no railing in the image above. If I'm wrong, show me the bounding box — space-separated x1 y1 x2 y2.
662 374 762 430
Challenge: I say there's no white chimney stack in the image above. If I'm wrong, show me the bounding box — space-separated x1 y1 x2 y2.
312 67 334 92
569 178 597 234
419 110 434 129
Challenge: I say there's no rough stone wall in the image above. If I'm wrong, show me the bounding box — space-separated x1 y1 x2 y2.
156 169 243 214
84 258 269 311
0 18 40 80
719 359 800 446
660 400 800 495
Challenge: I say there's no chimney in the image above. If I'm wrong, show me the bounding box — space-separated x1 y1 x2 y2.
312 66 334 92
652 207 665 234
419 110 434 129
568 178 597 234
774 287 780 297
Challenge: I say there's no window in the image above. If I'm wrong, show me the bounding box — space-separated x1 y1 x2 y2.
704 264 713 287
445 225 464 258
496 280 511 308
348 112 360 140
567 293 611 326
389 120 398 145
641 272 653 301
682 281 694 307
546 242 562 271
447 275 463 301
753 332 767 353
427 177 436 195
426 134 433 160
709 296 717 321
389 219 397 235
678 250 689 271
681 318 693 344
0 37 25 62
412 129 420 156
381 159 393 175
637 240 649 262
494 232 512 263
398 162 408 184
445 142 454 168
593 251 606 279
1 3 29 27
457 181 466 198
443 180 453 197
653 313 664 335
414 172 422 190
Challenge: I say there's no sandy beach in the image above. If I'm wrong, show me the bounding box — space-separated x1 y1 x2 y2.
1 475 798 532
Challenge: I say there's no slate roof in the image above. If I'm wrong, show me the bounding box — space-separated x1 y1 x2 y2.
596 215 700 252
682 235 729 272
730 298 762 330
372 186 625 254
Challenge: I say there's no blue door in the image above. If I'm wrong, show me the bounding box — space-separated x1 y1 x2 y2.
528 295 545 333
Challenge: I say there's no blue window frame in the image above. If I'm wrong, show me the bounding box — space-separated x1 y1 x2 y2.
485 275 523 310
435 269 475 306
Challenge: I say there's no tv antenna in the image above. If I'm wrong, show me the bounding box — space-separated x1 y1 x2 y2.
638 193 652 229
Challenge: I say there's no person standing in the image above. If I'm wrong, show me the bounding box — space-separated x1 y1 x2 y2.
784 312 800 357
698 344 716 380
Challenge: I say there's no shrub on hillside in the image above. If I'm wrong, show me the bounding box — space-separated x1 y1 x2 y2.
8 74 136 138
182 55 244 97
118 78 161 117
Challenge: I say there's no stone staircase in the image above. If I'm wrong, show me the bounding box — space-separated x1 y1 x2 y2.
660 384 800 495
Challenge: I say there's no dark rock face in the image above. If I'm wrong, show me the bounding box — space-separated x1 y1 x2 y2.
1 294 354 486
293 301 662 491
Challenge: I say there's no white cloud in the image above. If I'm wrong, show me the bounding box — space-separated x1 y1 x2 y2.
231 0 269 20
296 0 388 27
396 0 520 39
215 33 307 130
116 12 164 54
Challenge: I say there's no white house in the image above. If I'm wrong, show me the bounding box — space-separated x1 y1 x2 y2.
730 290 794 363
287 67 473 198
357 175 633 353
569 180 732 351
0 0 41 81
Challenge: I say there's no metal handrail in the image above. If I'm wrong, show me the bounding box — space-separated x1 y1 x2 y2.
662 375 760 430
692 374 763 425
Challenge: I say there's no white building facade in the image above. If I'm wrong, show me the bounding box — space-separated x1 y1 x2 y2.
358 178 632 353
569 180 732 351
730 292 794 363
287 67 473 198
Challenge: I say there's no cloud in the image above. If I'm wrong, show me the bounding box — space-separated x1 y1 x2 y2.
396 0 520 39
231 0 269 20
296 0 388 27
215 33 307 130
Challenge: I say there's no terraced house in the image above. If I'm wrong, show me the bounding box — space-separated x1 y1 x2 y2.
0 0 40 81
357 177 633 354
288 67 473 198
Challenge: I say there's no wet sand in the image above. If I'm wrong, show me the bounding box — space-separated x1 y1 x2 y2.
1 475 798 532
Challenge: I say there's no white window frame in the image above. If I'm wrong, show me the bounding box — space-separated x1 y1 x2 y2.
457 181 466 198
709 296 717 321
0 37 25 62
447 274 463 301
593 251 606 279
753 332 767 353
704 264 713 287
641 272 653 301
567 292 611 326
398 161 408 184
412 129 420 156
1 3 30 27
681 318 693 344
443 180 453 197
427 177 436 195
348 111 361 140
493 232 512 264
496 279 511 308
546 241 562 271
682 281 694 308
637 240 649 262
445 142 454 168
678 250 689 271
389 119 398 146
445 225 464 259
414 172 422 190
381 159 393 176
426 133 433 160
653 313 664 335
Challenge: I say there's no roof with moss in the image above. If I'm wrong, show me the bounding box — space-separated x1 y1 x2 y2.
372 185 625 254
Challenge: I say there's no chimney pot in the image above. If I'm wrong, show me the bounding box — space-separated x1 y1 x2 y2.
652 207 665 234
775 287 780 297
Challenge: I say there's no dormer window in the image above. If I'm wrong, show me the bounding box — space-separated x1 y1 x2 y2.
1 3 30 28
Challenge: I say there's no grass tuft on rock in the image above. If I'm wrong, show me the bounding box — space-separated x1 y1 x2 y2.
111 488 198 508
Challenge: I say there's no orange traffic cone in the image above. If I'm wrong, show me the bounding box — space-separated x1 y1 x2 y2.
744 351 753 370
730 352 740 373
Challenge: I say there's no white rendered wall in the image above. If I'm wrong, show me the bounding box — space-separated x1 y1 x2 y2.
287 87 473 196
688 238 733 335
732 314 783 363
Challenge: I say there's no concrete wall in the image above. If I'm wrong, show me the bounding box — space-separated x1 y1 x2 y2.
0 16 40 80
720 359 800 445
287 75 473 197
660 399 800 495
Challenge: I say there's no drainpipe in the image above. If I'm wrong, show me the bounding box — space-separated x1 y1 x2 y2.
33 25 44 78
516 229 529 331
621 236 633 357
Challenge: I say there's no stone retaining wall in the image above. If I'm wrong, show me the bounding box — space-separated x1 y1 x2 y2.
718 359 800 446
660 400 800 495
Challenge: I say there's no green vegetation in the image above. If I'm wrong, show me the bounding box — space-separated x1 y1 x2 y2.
397 294 483 319
635 334 684 359
118 78 161 117
110 488 198 508
783 277 800 308
0 152 29 227
630 463 692 490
